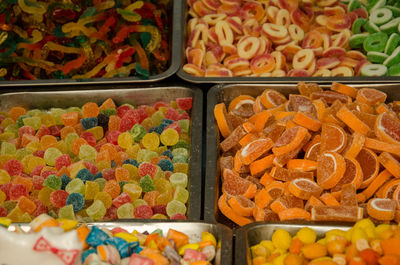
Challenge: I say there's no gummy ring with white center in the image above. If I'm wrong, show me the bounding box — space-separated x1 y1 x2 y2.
215 20 234 46
183 64 205 77
233 65 252 76
225 57 250 70
315 15 328 26
226 17 243 35
288 24 304 42
203 13 227 25
331 66 354 77
205 67 233 77
271 69 286 77
266 5 279 23
250 54 276 74
276 9 290 27
293 49 315 70
302 30 323 49
237 36 261 59
255 37 268 57
262 23 288 39
271 51 286 70
273 35 292 45
370 8 393 26
313 69 331 77
222 43 237 55
360 64 388 77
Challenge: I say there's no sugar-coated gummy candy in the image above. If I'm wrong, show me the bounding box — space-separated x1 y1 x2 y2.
9 184 28 200
117 203 134 219
66 193 85 212
134 204 153 219
112 192 132 208
166 200 187 218
157 159 174 172
122 159 139 167
84 181 100 200
59 204 75 220
169 173 188 188
174 187 189 204
76 168 94 183
66 179 85 195
50 190 68 208
139 175 155 193
43 175 62 190
94 192 113 209
86 200 106 221
138 162 156 178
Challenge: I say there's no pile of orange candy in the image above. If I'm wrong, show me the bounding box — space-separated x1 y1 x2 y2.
215 82 400 226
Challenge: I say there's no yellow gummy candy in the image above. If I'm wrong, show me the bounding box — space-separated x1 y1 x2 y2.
114 232 138 242
178 243 200 255
202 231 217 247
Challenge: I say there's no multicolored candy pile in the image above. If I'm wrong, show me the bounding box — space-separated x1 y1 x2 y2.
0 214 218 265
215 82 400 226
250 218 400 265
0 0 171 80
184 0 400 77
0 96 193 221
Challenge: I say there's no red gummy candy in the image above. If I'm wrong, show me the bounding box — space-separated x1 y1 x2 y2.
178 112 190 120
84 161 98 175
154 101 168 110
136 108 148 123
152 205 167 216
18 126 35 138
80 132 96 147
112 192 132 208
31 198 47 217
55 154 71 170
33 150 45 158
32 175 45 190
119 110 140 132
106 130 121 145
104 205 118 220
139 162 157 178
165 122 181 135
35 125 50 139
50 190 68 208
165 108 180 121
0 206 6 217
9 184 28 200
49 125 61 137
4 159 23 176
41 170 57 178
176 98 193 111
102 168 116 181
171 213 187 220
134 204 153 219
32 165 44 176
117 105 132 118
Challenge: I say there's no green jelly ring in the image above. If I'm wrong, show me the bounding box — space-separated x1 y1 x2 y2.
370 8 393 25
383 46 400 67
348 0 362 12
367 51 389 63
380 17 400 34
386 5 400 17
349 33 370 49
364 20 381 34
388 64 400 76
367 0 386 11
363 32 388 52
385 33 400 54
361 64 388 76
352 18 368 34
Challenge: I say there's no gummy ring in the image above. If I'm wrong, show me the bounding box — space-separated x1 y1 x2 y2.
188 23 209 48
279 43 301 62
271 51 286 70
363 32 388 53
183 64 205 77
225 57 250 70
370 8 393 26
315 15 328 26
207 27 218 43
293 49 315 70
346 50 367 60
217 3 241 16
339 57 359 68
192 1 213 17
259 72 272 77
326 15 352 32
273 35 292 45
203 14 227 25
205 50 219 65
237 36 261 60
271 69 286 77
332 31 350 48
380 17 400 34
367 51 389 64
276 9 290 27
215 20 234 46
241 1 264 22
317 0 340 7
317 57 341 69
226 17 243 35
222 44 237 55
262 23 288 39
187 18 199 35
307 59 317 75
232 65 252 76
187 48 205 67
243 18 260 37
360 64 388 77
288 24 305 42
349 33 369 49
201 0 221 11
324 6 346 17
255 37 267 56
302 30 323 49
250 54 276 74
313 69 331 77
389 64 400 76
385 33 400 55
266 5 279 23
352 18 368 34
383 46 400 68
331 66 354 77
287 69 309 77
321 34 332 50
205 67 233 77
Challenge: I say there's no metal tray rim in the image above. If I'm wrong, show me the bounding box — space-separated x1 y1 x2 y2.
0 2 182 87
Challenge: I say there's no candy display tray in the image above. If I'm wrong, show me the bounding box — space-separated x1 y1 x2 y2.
0 85 203 220
8 220 233 265
235 222 351 265
204 83 400 228
0 2 182 87
176 1 400 84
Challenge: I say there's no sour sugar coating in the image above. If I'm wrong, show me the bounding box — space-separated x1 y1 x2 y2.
0 97 192 221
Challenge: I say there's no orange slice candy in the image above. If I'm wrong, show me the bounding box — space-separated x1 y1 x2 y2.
356 148 380 189
240 138 274 165
331 82 358 98
356 88 387 106
357 170 392 203
218 193 253 226
331 157 363 192
311 205 362 222
214 103 233 138
286 159 317 171
260 89 287 109
366 198 396 221
343 132 365 159
317 151 346 189
377 179 400 198
272 126 310 156
293 112 321 132
288 178 323 200
378 152 400 178
320 123 348 153
375 112 400 144
227 195 255 217
336 105 370 135
270 194 304 214
278 207 311 221
228 95 256 112
222 169 257 199
364 137 400 156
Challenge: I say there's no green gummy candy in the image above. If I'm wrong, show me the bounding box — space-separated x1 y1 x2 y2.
59 204 75 220
389 64 400 76
348 0 363 12
94 178 106 191
137 149 158 163
139 175 155 193
79 144 97 162
173 186 189 204
16 115 29 128
169 172 188 188
22 116 41 130
130 124 147 141
44 147 63 166
385 33 400 54
363 32 388 52
178 119 190 133
172 155 188 163
364 21 381 34
380 17 400 34
66 178 85 195
367 51 389 63
43 175 62 190
370 7 393 25
86 200 106 221
117 203 134 219
132 199 147 208
1 142 16 155
172 148 189 158
173 140 190 150
166 200 186 217
361 64 388 76
352 18 368 34
101 108 117 116
383 46 400 67
367 0 386 11
15 148 32 161
386 5 400 17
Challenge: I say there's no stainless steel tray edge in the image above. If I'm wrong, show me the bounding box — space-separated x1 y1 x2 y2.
0 85 202 220
236 222 353 265
0 1 182 87
205 83 400 227
8 220 233 265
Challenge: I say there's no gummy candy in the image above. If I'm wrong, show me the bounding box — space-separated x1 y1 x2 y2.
66 193 85 212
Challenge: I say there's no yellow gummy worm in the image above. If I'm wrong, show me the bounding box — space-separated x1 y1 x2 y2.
17 0 46 15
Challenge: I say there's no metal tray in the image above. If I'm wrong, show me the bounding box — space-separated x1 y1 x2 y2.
0 2 182 87
7 220 232 265
176 1 400 84
0 85 203 220
205 83 400 227
236 222 351 265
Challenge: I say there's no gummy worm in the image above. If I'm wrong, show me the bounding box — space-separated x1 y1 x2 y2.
18 0 46 15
